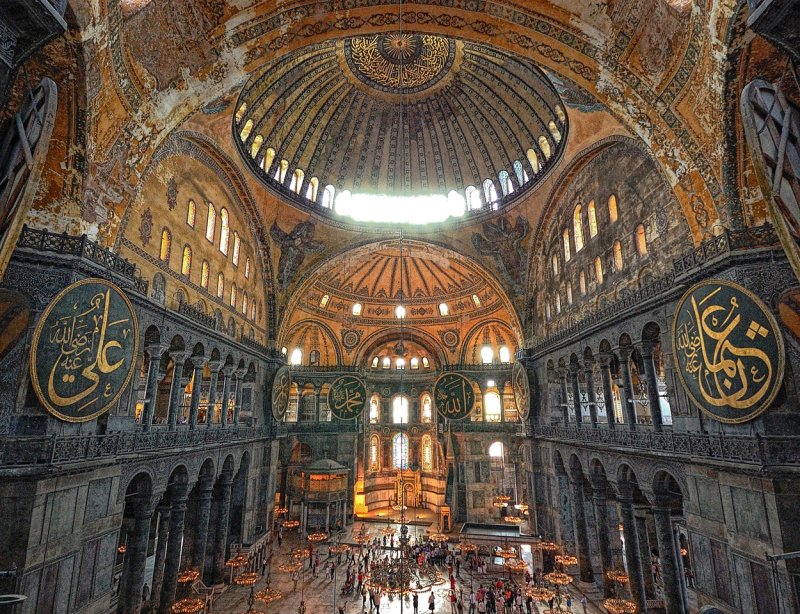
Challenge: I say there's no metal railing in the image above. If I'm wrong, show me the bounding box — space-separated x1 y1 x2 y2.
178 300 217 329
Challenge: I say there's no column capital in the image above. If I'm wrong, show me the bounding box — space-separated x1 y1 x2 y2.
190 356 207 369
145 343 167 356
569 466 585 484
222 364 236 376
582 358 596 372
207 360 222 372
652 492 675 511
597 352 613 368
616 481 636 502
568 362 581 375
170 350 189 364
616 346 634 361
638 339 658 358
235 367 247 379
590 473 608 493
557 366 570 379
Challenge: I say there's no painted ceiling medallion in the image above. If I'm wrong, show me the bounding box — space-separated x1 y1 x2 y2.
345 33 455 94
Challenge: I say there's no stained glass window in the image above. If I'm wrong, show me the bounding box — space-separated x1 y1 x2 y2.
393 432 409 469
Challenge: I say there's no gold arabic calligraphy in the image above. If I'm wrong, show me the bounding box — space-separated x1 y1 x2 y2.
436 374 474 418
676 286 773 411
349 34 450 91
331 378 365 418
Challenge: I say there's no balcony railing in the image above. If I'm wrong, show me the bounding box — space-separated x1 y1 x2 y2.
178 300 217 329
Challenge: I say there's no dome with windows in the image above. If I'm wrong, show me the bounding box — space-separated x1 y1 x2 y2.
234 33 568 225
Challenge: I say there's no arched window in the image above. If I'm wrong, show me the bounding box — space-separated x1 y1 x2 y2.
245 257 251 279
563 229 571 261
489 441 505 472
422 357 429 368
289 169 304 194
594 256 604 284
235 103 247 124
232 232 241 266
321 185 336 209
498 171 514 196
635 224 647 256
566 282 573 305
393 433 409 469
230 283 237 308
613 240 623 271
216 273 224 298
309 349 320 366
290 348 303 365
481 346 494 364
382 357 391 369
555 293 561 314
489 441 504 458
573 205 584 252
410 357 419 369
276 160 289 184
608 195 618 222
250 302 256 321
545 302 551 321
579 270 587 296
465 185 482 210
242 292 248 316
352 302 362 316
551 253 559 276
219 209 230 255
548 120 562 143
262 148 276 173
181 245 192 276
555 105 566 123
526 148 540 174
472 294 481 307
371 357 379 369
396 357 406 370
421 394 432 423
485 392 502 422
513 160 526 186
588 200 598 237
250 134 263 158
539 136 551 160
239 119 253 142
369 395 380 423
187 200 196 228
370 435 380 470
483 179 499 207
306 177 319 202
206 203 216 242
320 294 330 308
201 261 210 289
159 228 171 262
421 434 433 471
499 346 511 363
393 395 409 424
439 303 449 316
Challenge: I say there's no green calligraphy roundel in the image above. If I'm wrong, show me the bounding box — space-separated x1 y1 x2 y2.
271 365 291 422
512 361 531 421
328 375 367 420
673 279 784 424
434 373 475 420
30 278 139 423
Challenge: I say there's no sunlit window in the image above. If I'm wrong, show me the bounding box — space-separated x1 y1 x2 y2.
481 346 494 364
232 232 241 266
549 120 562 143
609 195 618 223
393 433 409 469
513 160 526 186
159 228 171 262
551 254 559 276
555 105 566 123
499 346 511 363
370 435 380 470
393 395 409 424
219 208 230 255
410 357 419 369
262 148 276 173
251 135 263 159
555 293 561 314
421 394 432 423
206 203 216 243
635 224 647 256
322 185 336 209
245 258 251 279
217 273 224 298
395 305 406 319
187 200 196 228
573 205 584 252
472 294 481 307
370 395 380 423
483 179 499 208
276 160 289 184
250 302 256 321
383 357 391 369
201 261 209 289
579 271 586 296
588 200 598 238
485 392 502 423
499 170 514 196
320 294 330 308
396 357 406 370
242 292 248 316
235 103 247 124
545 302 551 321
422 434 433 471
563 229 571 261
566 282 573 305
539 136 551 160
465 186 481 210
290 348 303 365
595 256 604 284
239 119 253 142
352 302 362 316
335 190 468 223
613 240 623 271
448 190 467 217
181 245 192 276
289 169 304 194
439 303 449 316
372 356 379 369
527 148 539 174
306 177 319 202
230 284 237 308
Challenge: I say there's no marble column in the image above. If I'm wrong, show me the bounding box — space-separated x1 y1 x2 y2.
558 369 570 425
119 497 154 614
192 482 214 569
590 476 614 597
167 352 188 431
220 366 234 428
188 357 206 430
618 484 647 613
211 473 234 584
206 361 221 427
617 348 638 430
141 345 164 431
641 344 664 432
598 353 616 430
159 485 188 613
569 468 593 582
233 368 246 425
149 506 171 609
636 511 656 598
569 364 583 426
653 495 684 614
583 359 599 428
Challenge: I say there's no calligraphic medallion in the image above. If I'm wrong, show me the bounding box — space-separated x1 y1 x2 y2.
328 375 367 420
673 280 784 424
434 373 475 420
271 365 291 422
512 362 530 421
30 278 139 423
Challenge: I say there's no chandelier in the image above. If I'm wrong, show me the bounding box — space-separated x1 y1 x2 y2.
329 543 352 555
460 541 477 554
603 598 638 614
503 515 522 524
171 598 205 613
274 506 288 515
525 587 555 602
255 588 283 605
307 531 328 543
496 546 517 559
429 532 448 542
353 531 371 544
543 572 572 586
177 569 200 584
554 554 577 567
282 519 300 529
504 558 528 574
278 561 303 574
234 572 259 587
537 541 559 552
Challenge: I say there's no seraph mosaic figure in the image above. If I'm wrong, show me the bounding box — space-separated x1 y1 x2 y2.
471 216 529 292
270 221 325 292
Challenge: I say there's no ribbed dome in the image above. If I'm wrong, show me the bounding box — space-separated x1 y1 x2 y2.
234 33 568 221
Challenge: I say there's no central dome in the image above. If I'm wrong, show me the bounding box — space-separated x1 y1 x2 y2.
234 34 568 224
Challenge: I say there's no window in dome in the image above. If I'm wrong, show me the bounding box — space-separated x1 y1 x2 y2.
549 120 562 143
439 303 449 316
555 293 561 314
483 179 499 208
566 281 573 305
219 208 230 255
370 395 380 423
393 433 409 469
485 392 502 423
322 185 336 209
250 135 263 159
526 148 540 175
448 190 467 217
230 284 237 308
181 245 192 276
498 171 514 197
513 160 526 186
393 395 409 424
563 229 571 261
609 195 618 222
465 185 482 210
372 356 379 369
613 240 623 271
472 294 481 307
289 169 304 194
421 394 432 423
551 253 559 276
410 357 419 370
159 228 171 262
481 346 494 364
396 357 406 370
206 203 216 243
594 256 604 284
261 148 276 173
573 205 584 252
201 261 210 289
499 346 511 363
245 257 251 279
239 119 253 142
383 357 391 369
579 271 587 296
370 435 380 470
187 200 196 228
588 200 598 238
539 136 551 160
290 348 302 365
635 224 647 256
395 305 406 319
217 273 224 298
555 105 566 123
306 177 319 202
352 302 362 316
276 160 289 184
320 294 330 308
309 349 320 366
235 103 247 124
422 356 429 368
232 232 241 266
422 434 433 470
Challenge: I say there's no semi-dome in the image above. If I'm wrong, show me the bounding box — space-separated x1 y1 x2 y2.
234 33 568 224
